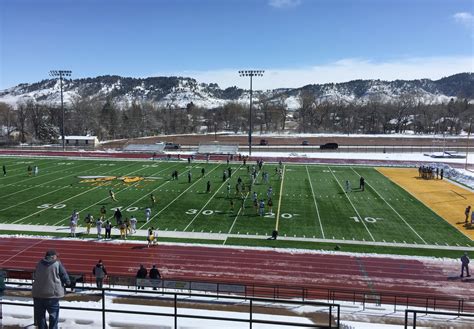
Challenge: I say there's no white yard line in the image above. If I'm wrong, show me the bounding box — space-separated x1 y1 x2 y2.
0 161 94 198
305 166 325 239
12 186 103 224
183 166 239 232
0 158 61 180
13 161 139 225
52 162 177 226
1 161 138 213
275 165 285 231
351 167 428 244
137 164 221 230
328 166 375 242
377 170 474 243
228 164 264 234
0 186 70 212
0 160 91 187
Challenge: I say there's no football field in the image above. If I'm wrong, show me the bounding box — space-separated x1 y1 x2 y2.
0 156 472 247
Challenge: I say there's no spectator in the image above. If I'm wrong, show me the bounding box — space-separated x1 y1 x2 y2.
136 264 147 289
461 252 471 278
32 250 70 329
149 265 161 290
92 260 107 289
465 206 471 225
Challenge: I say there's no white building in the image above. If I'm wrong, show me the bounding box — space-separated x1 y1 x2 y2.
64 135 99 147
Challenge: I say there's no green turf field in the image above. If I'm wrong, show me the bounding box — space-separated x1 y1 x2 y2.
0 156 472 248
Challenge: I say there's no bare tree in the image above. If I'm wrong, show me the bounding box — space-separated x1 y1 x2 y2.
0 102 17 139
297 90 316 133
16 102 29 143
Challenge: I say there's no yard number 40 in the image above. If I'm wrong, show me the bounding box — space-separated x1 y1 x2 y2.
350 216 383 223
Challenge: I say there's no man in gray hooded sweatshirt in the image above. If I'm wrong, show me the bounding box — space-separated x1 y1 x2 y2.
32 250 70 329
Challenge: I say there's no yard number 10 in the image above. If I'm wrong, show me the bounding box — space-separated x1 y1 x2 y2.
350 216 384 223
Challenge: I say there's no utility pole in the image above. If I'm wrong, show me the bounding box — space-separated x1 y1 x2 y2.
239 70 264 156
49 70 72 150
466 119 472 170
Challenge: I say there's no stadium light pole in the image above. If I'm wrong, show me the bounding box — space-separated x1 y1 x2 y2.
49 70 72 150
239 70 264 156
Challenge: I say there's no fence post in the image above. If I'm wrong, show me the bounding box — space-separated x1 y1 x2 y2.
413 311 417 329
101 288 105 329
404 310 408 329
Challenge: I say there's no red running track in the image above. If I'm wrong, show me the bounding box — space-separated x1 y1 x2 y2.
0 237 472 311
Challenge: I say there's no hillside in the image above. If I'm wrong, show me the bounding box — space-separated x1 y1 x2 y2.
0 73 472 110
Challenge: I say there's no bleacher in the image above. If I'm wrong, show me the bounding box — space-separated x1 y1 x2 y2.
198 143 238 155
123 143 166 153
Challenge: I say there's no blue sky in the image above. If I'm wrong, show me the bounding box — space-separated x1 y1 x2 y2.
0 0 472 89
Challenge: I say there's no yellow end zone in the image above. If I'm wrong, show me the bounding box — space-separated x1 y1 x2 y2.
377 167 474 240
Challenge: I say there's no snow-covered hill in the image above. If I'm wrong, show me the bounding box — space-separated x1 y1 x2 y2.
0 73 472 110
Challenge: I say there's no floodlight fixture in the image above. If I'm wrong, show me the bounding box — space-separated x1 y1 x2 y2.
238 70 265 156
49 70 72 150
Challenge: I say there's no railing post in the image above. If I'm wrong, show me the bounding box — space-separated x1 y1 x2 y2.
404 310 408 329
329 304 332 328
413 311 417 329
249 299 253 329
101 288 105 329
174 294 178 329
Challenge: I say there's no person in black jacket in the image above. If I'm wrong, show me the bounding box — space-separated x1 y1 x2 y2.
149 265 161 290
461 252 471 278
92 260 108 289
136 264 147 289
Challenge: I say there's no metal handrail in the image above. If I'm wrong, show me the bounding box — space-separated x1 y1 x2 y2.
404 309 474 329
0 283 340 329
2 268 472 314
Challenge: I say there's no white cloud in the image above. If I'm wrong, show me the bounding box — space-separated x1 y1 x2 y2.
168 56 473 90
268 0 302 9
453 12 474 28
